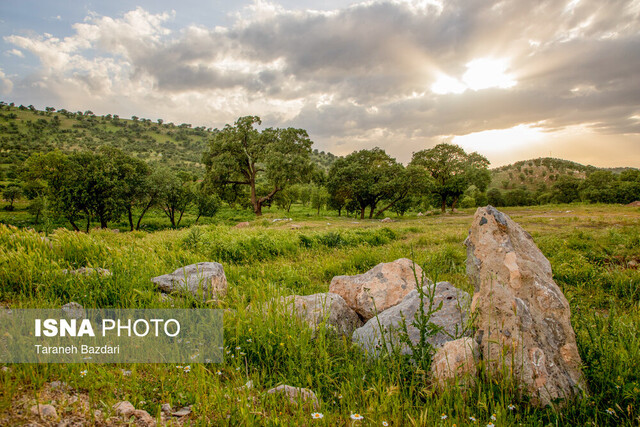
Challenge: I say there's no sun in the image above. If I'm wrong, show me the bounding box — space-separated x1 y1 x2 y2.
431 57 517 94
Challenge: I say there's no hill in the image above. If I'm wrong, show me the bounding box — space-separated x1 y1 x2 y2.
490 157 604 192
0 102 339 180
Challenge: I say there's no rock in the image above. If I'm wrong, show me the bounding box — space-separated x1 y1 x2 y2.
352 282 470 357
132 409 155 426
626 201 640 207
277 293 362 336
430 337 478 389
161 403 172 414
329 258 423 321
417 212 424 217
267 385 319 410
465 206 586 406
381 217 393 223
61 302 85 319
30 404 57 419
290 224 301 230
171 406 192 417
151 262 227 299
235 221 250 228
62 267 112 277
49 381 68 390
113 401 135 417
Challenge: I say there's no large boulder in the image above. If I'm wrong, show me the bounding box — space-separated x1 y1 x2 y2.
278 293 362 336
352 281 470 357
151 262 227 300
329 258 423 320
465 206 586 406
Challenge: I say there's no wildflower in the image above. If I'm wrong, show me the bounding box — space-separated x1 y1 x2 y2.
235 346 241 350
280 342 284 346
351 413 364 420
79 370 87 377
184 366 191 373
383 422 389 426
338 394 343 399
176 365 183 369
226 350 231 354
487 424 494 427
216 370 222 375
469 416 477 422
490 414 496 421
235 367 241 371
606 408 615 415
311 412 324 419
247 339 252 342
240 352 246 355
441 414 448 420
508 404 516 411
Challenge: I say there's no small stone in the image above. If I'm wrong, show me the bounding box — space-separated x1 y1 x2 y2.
61 302 85 319
290 224 301 229
381 217 393 223
121 369 132 376
113 401 135 417
171 406 192 417
235 221 250 228
30 404 57 419
267 385 319 410
161 403 172 414
132 409 156 426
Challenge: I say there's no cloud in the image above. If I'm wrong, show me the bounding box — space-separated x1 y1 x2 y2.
0 69 13 94
3 0 640 166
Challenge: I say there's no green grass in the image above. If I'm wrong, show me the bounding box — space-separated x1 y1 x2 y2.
1 204 640 425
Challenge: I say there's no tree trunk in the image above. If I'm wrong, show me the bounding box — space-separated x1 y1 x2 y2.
441 199 447 213
369 202 377 219
69 218 80 232
127 206 134 231
337 207 342 217
451 197 459 212
360 207 365 220
136 201 153 230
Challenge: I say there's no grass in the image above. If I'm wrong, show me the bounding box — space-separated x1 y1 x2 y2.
1 204 640 425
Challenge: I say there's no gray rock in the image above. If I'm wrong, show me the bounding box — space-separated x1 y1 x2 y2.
352 281 470 357
278 293 362 336
466 206 586 407
151 262 227 299
113 401 135 417
171 406 192 417
161 403 172 414
266 385 319 410
61 302 85 319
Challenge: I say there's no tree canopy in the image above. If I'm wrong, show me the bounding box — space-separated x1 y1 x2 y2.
203 116 314 215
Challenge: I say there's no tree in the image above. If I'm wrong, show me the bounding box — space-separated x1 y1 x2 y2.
410 143 490 212
160 171 194 228
2 185 22 210
552 175 581 203
487 188 505 207
194 186 221 223
274 185 300 213
327 148 407 219
310 185 329 215
203 116 313 216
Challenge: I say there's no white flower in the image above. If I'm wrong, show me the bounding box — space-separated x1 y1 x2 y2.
235 367 240 371
183 366 191 373
469 416 477 422
382 422 389 426
441 413 447 420
311 412 324 419
338 394 343 399
508 404 516 411
247 339 252 342
216 370 222 375
351 413 364 420
79 370 87 377
490 414 496 421
176 365 183 369
487 423 494 427
235 346 241 350
606 408 615 415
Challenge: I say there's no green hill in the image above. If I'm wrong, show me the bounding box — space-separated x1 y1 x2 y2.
489 157 602 192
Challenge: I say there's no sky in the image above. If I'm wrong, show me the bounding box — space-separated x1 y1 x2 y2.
1 0 639 167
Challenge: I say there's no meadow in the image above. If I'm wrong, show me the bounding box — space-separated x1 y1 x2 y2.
1 204 639 426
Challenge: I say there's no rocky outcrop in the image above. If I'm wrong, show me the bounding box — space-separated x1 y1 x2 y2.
266 385 319 410
465 206 586 406
430 337 478 389
278 293 362 336
151 262 227 300
62 302 85 319
352 282 470 357
329 258 423 321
